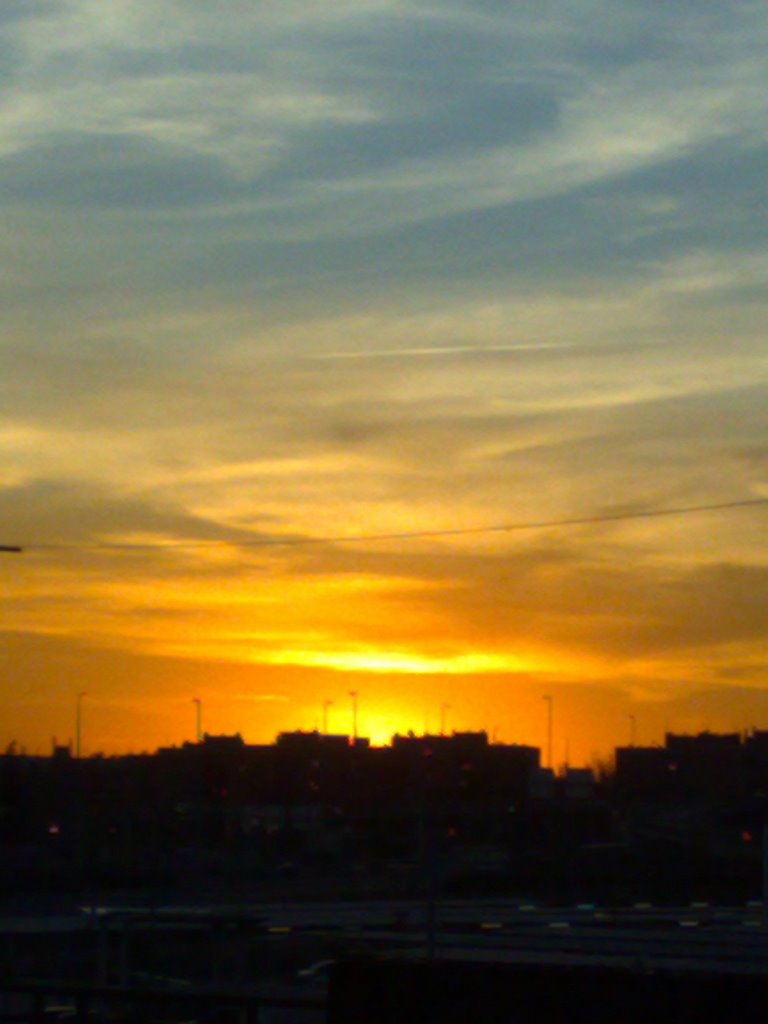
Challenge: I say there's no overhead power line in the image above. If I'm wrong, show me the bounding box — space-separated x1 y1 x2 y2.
8 495 768 554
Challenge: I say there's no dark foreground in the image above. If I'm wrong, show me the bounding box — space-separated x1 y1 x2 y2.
3 898 768 1022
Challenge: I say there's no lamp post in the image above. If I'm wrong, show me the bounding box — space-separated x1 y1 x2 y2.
76 691 87 759
322 699 333 734
349 690 358 744
543 695 553 771
439 702 450 737
192 697 202 743
629 714 637 747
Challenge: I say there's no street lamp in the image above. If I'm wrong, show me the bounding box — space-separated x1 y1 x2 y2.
349 691 358 743
192 697 202 743
76 691 87 759
543 695 553 771
322 699 334 734
440 702 450 737
629 714 637 747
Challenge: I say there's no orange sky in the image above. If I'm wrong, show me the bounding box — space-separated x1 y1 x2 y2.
4 502 768 767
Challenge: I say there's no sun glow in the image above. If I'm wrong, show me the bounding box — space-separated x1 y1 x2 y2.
362 712 412 747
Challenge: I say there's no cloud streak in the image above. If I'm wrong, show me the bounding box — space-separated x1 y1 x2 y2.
309 340 642 360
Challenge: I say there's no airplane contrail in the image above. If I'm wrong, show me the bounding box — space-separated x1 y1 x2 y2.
312 342 577 360
310 340 655 361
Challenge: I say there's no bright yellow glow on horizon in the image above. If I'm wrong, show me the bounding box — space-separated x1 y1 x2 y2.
363 712 411 747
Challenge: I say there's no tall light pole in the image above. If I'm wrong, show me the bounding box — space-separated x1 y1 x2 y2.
440 702 450 737
192 697 202 743
76 691 87 759
543 695 553 771
322 699 334 734
629 714 637 747
349 691 358 744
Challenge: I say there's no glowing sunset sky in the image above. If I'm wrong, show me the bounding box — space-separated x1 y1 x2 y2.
1 1 767 764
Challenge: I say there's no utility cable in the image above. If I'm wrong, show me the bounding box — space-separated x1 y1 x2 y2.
7 496 768 553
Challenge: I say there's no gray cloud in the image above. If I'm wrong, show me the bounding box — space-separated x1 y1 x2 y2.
0 133 242 209
271 82 560 184
0 478 280 548
0 0 764 318
0 0 56 24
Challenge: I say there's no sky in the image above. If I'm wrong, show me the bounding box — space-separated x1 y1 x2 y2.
1 0 767 765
